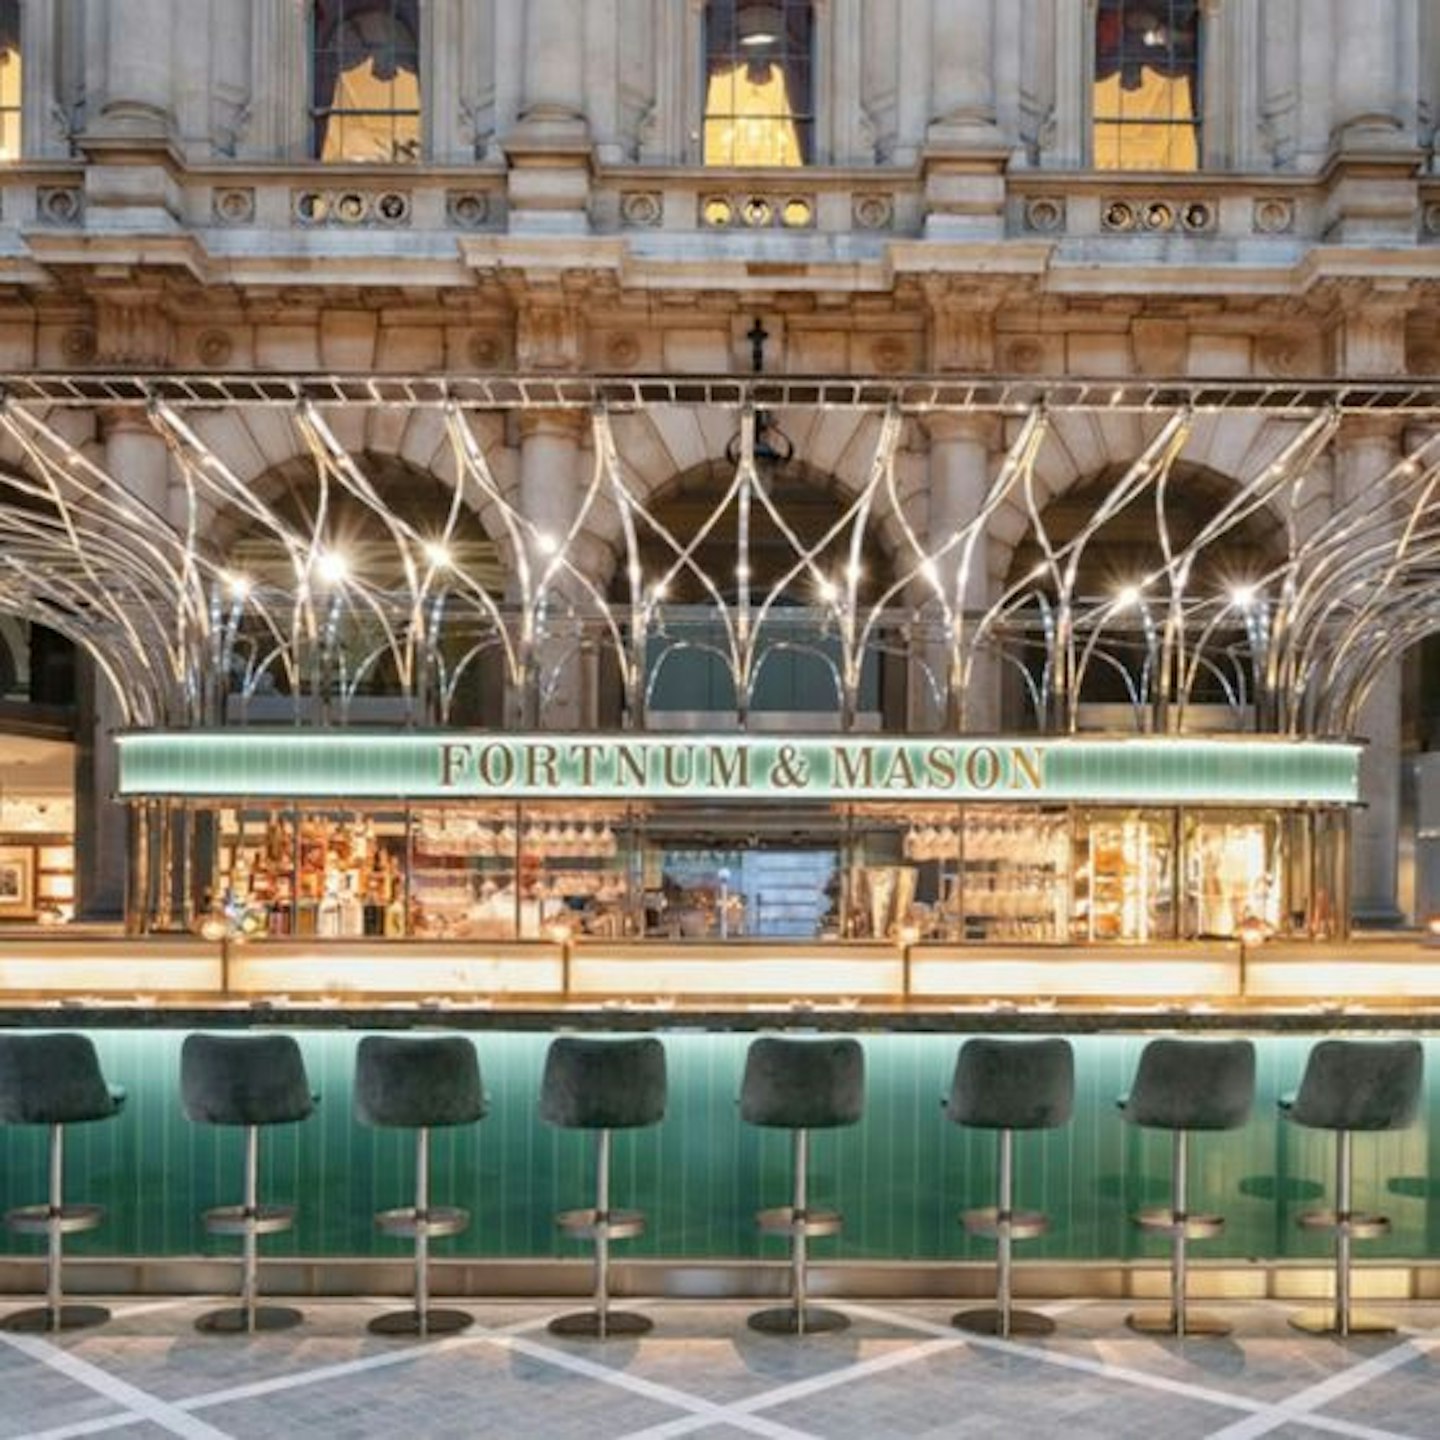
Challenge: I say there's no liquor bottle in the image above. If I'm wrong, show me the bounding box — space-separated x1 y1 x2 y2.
317 884 342 938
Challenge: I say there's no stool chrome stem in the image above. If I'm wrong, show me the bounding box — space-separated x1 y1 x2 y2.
241 1123 259 1333
1334 1129 1352 1337
595 1128 612 1338
996 1128 1013 1337
46 1123 63 1324
415 1126 430 1337
1171 1129 1189 1337
791 1129 808 1330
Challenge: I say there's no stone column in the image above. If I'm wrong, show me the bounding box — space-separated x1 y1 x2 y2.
1336 418 1405 927
928 0 999 143
73 655 127 922
922 414 1000 733
517 0 587 136
518 412 588 730
86 0 175 139
1332 0 1412 147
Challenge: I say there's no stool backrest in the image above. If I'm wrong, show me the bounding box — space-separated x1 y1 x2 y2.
539 1036 667 1130
0 1033 118 1125
947 1037 1074 1130
180 1033 314 1127
1124 1038 1255 1131
1289 1039 1423 1132
354 1035 485 1129
741 1036 865 1129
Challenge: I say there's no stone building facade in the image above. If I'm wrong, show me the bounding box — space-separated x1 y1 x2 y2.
0 0 1438 924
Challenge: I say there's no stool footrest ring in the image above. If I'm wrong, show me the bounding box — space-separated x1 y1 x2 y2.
5 1204 104 1237
376 1205 469 1240
961 1206 1048 1242
555 1206 646 1242
1296 1208 1390 1240
203 1203 295 1237
1134 1206 1225 1241
756 1205 843 1240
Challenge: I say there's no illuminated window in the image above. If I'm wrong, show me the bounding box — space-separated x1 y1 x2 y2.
311 0 420 163
1093 0 1201 171
703 1 813 167
0 2 19 162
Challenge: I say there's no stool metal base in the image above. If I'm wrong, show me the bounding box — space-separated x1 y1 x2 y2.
196 1304 304 1335
376 1205 469 1241
1126 1308 1231 1338
6 1203 105 1237
952 1306 1055 1338
1288 1308 1398 1337
962 1206 1048 1243
556 1206 646 1243
369 1307 475 1338
202 1203 295 1238
1135 1207 1225 1242
756 1204 843 1240
548 1309 653 1339
1 1303 111 1333
748 1304 850 1336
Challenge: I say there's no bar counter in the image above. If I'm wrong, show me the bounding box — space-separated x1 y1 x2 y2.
0 932 1436 1304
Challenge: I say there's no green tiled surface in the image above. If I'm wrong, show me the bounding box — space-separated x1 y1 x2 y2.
0 1032 1432 1263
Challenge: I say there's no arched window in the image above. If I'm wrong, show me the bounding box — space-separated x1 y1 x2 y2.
311 0 420 163
0 2 20 162
703 1 813 167
1093 0 1202 170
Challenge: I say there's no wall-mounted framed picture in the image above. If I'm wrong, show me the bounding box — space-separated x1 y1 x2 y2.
0 846 36 917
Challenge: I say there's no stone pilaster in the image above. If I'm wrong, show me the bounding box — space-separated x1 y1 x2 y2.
518 410 589 729
921 412 1001 732
1336 416 1406 927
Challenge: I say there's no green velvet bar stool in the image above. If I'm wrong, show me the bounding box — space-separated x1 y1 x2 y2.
741 1035 865 1336
355 1035 487 1337
947 1037 1074 1338
1118 1037 1255 1338
0 1034 126 1333
1281 1038 1423 1337
181 1033 315 1334
540 1036 668 1338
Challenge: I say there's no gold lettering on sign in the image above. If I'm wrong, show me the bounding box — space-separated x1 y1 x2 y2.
708 744 749 790
663 744 693 788
616 744 647 788
573 742 602 787
440 742 472 787
926 745 958 788
963 745 1000 790
833 747 874 789
1010 745 1043 790
882 747 918 790
525 743 558 789
477 743 515 788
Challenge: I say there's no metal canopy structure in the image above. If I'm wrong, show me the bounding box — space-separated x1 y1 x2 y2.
0 373 1437 740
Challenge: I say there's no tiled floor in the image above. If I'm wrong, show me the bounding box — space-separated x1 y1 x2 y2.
0 1297 1435 1439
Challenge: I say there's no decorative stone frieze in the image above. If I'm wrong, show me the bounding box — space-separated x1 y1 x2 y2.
292 189 412 228
36 186 83 226
1100 197 1217 234
619 191 664 228
212 188 255 225
1022 196 1065 233
851 193 895 230
700 194 816 229
446 191 494 229
1252 197 1296 235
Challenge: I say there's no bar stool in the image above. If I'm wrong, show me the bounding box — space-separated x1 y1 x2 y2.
540 1036 667 1338
1280 1038 1423 1337
355 1035 487 1338
741 1035 864 1336
1118 1037 1255 1338
180 1033 315 1334
947 1037 1074 1338
0 1034 125 1333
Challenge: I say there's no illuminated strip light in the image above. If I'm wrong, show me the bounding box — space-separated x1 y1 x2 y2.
116 731 1362 806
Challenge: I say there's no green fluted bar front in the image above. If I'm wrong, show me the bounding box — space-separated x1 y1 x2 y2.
0 1031 1435 1264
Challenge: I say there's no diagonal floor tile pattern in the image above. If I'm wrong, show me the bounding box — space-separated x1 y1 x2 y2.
0 1297 1434 1440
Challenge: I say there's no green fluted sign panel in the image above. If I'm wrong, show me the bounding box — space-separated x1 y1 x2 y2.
115 732 1362 806
0 1032 1432 1266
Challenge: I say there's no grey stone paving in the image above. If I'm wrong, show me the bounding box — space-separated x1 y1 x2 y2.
0 1298 1433 1440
